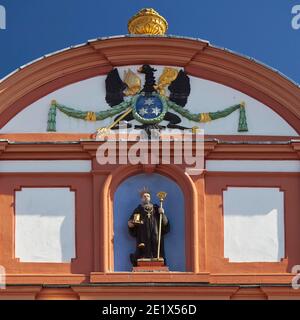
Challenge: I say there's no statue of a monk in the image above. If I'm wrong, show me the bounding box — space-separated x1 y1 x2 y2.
128 189 170 266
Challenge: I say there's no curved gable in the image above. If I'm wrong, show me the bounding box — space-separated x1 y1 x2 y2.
0 36 299 136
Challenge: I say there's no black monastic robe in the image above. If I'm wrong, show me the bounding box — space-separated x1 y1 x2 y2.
128 204 170 265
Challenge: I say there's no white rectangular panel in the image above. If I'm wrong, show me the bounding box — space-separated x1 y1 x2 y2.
0 160 91 172
223 187 284 262
207 160 300 172
15 188 76 263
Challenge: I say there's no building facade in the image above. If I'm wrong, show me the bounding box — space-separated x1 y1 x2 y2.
0 9 300 299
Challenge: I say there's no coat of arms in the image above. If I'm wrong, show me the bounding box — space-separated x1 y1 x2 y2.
104 65 193 135
47 64 248 136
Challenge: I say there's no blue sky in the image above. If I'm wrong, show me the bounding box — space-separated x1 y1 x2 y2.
0 1 300 83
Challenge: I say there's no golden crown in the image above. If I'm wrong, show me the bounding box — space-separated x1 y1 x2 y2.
139 186 151 197
128 8 168 35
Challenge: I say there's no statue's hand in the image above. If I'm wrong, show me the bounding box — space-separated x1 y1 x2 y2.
158 207 164 214
128 220 135 228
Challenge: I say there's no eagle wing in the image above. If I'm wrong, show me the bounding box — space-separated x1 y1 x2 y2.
168 70 191 107
105 69 127 107
156 67 178 96
123 69 141 96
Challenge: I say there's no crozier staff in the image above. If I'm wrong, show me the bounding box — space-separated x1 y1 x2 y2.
128 188 170 266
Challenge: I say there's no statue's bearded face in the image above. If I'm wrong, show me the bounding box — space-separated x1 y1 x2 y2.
141 193 151 204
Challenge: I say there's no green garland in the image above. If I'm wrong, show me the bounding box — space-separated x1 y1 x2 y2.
166 99 248 132
47 97 248 132
47 99 132 132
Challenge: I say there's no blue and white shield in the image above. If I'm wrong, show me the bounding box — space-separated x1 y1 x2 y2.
132 93 168 124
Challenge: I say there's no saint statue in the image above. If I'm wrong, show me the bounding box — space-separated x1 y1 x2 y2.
128 188 170 266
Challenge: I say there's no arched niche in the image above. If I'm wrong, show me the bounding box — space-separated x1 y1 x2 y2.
113 173 185 272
